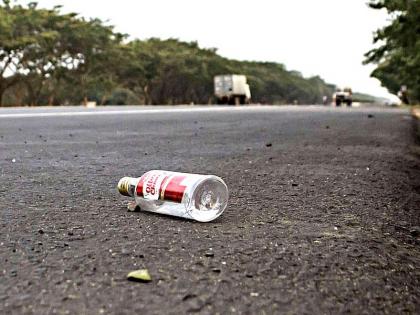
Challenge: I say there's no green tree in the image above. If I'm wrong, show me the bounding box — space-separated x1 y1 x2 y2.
0 1 124 105
364 0 420 103
0 0 33 105
117 40 158 105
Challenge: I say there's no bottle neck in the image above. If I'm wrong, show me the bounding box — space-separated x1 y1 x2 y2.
117 177 137 197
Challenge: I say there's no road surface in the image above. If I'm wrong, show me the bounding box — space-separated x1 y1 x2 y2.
0 105 419 314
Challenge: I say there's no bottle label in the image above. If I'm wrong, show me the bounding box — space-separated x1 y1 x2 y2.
136 170 202 203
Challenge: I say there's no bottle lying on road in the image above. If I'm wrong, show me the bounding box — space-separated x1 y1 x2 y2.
117 170 229 222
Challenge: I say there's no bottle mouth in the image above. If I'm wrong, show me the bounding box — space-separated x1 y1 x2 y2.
117 177 132 196
187 176 229 222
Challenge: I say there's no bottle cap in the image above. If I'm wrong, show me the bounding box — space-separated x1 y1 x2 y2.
117 177 132 196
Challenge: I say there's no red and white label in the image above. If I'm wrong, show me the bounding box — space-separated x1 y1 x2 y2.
136 171 202 203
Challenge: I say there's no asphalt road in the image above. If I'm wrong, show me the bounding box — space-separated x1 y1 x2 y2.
0 105 419 314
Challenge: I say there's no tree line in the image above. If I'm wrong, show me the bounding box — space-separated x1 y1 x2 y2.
364 0 420 104
1 1 339 106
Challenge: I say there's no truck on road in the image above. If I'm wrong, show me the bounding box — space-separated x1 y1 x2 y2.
333 87 353 106
214 75 251 105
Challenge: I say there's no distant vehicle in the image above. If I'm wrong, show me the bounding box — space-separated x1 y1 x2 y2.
214 75 251 105
333 87 352 106
384 101 400 107
397 85 409 104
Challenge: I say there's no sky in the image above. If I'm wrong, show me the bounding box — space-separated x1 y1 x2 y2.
19 0 397 100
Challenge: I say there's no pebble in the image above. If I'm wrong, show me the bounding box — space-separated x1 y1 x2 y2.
409 226 420 237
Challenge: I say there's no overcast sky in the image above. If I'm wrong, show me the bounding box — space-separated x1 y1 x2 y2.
20 0 396 100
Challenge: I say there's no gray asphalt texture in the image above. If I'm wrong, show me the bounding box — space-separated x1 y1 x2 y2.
0 105 419 314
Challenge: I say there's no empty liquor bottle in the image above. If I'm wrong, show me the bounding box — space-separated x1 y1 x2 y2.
117 170 228 222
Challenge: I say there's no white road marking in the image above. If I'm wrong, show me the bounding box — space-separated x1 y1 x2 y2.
0 106 288 118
